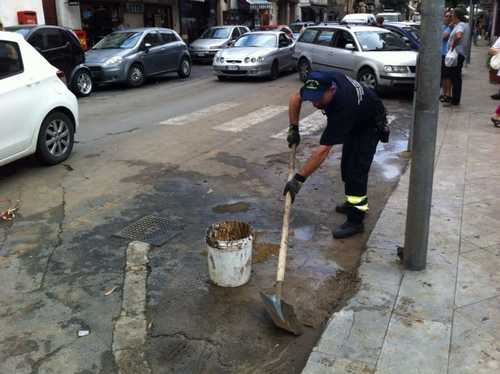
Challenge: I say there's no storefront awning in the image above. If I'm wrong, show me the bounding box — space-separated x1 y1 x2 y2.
246 0 272 10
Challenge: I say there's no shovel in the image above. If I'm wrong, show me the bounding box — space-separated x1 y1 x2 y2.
260 145 303 336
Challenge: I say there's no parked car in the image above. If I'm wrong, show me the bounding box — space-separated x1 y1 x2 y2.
213 31 295 80
341 13 376 25
5 24 93 97
293 25 417 90
0 31 78 166
189 25 250 62
376 12 402 22
383 22 420 50
289 22 316 40
85 28 191 88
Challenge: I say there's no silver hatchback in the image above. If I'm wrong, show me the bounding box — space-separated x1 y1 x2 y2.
85 28 191 88
189 25 250 62
293 25 417 90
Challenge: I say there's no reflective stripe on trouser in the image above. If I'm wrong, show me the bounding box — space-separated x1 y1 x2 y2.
346 195 369 212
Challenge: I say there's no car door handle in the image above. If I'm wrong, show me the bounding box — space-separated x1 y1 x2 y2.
27 79 41 87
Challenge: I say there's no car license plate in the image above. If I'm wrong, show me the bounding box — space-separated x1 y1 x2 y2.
227 65 239 71
196 52 206 57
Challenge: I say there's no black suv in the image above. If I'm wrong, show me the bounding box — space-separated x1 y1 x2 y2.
5 25 93 97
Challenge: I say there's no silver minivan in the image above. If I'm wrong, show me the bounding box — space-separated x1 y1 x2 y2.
85 27 191 88
293 25 417 91
189 25 250 62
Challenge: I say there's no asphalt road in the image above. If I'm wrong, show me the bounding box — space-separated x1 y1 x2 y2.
0 64 413 373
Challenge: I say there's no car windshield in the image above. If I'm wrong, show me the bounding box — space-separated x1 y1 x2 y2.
355 31 411 51
234 34 276 48
200 28 230 39
92 32 142 49
404 26 420 40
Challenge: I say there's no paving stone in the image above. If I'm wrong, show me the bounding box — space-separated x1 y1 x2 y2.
376 317 451 374
455 249 500 307
450 298 500 374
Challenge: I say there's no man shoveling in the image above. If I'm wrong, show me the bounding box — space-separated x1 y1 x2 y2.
284 71 389 239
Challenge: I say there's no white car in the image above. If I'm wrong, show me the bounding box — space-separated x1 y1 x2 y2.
341 13 376 25
293 25 417 91
0 31 78 167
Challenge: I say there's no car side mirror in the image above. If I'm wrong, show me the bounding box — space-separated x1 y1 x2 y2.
143 42 152 52
345 43 356 51
227 40 234 47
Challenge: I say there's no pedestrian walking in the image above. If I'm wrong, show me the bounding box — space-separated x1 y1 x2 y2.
440 11 453 103
489 37 500 100
284 71 389 239
446 8 470 106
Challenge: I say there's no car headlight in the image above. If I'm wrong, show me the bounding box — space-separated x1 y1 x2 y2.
384 65 409 73
257 56 264 63
219 57 224 63
244 57 250 63
104 56 123 66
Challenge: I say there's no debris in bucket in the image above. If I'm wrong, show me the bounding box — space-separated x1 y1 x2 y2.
206 221 251 247
104 286 118 296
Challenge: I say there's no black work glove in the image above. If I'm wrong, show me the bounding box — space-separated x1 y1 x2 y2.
287 124 300 149
283 173 306 203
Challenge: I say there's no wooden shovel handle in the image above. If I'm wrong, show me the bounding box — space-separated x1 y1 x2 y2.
277 145 296 283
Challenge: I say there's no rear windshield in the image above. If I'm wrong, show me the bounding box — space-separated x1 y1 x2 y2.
200 28 230 39
355 31 411 51
92 32 142 49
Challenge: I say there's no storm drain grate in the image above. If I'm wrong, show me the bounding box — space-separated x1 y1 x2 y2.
113 215 181 246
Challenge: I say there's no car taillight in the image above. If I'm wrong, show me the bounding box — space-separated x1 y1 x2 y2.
56 70 66 84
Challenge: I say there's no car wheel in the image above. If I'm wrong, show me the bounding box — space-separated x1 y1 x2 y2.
298 58 311 82
269 60 279 81
127 64 145 87
357 67 378 90
36 111 75 165
72 69 93 97
178 57 191 78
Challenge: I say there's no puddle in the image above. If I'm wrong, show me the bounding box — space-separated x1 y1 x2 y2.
294 226 315 241
212 202 250 214
253 242 279 263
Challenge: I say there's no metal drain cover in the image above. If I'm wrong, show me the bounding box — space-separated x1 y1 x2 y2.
114 215 180 246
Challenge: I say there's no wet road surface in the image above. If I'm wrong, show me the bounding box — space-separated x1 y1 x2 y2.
0 64 412 373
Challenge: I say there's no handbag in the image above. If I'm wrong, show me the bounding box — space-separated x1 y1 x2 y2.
445 49 458 67
490 54 500 71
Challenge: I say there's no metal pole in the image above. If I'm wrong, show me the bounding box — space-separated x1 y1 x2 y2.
403 0 443 271
467 0 475 64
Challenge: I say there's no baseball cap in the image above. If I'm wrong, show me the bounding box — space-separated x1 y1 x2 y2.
300 71 335 102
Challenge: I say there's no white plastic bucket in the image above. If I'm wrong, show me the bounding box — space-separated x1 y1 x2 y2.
206 221 253 287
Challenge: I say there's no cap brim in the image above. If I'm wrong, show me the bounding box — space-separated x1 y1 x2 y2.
300 87 325 102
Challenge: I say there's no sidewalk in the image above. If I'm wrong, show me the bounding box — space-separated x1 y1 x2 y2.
302 46 500 373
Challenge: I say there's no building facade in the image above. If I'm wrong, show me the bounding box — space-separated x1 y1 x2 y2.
0 0 46 27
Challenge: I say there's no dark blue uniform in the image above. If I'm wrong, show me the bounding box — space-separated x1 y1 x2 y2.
316 71 385 223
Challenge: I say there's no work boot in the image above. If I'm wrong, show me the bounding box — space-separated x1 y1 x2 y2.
335 201 353 215
332 220 364 239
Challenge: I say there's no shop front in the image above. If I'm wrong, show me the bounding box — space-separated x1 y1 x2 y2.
179 0 218 42
79 0 176 47
224 0 272 29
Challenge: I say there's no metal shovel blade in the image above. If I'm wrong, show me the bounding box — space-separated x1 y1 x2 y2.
260 292 303 336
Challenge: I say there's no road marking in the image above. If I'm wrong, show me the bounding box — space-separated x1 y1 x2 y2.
271 110 326 139
159 102 240 126
213 105 288 133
